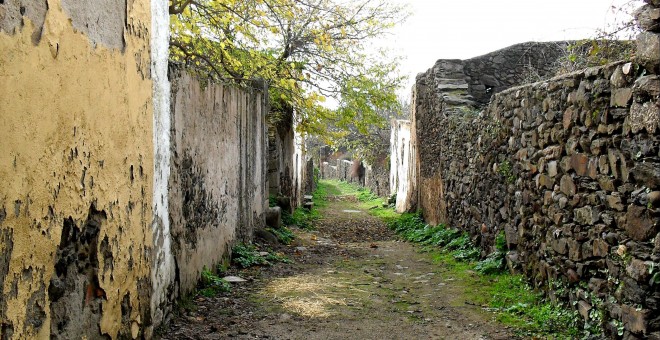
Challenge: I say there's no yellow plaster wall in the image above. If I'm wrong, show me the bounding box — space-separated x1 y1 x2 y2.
0 0 154 338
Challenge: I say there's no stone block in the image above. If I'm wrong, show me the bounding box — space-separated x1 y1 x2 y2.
574 205 598 225
266 206 282 228
560 175 576 196
633 75 660 97
606 195 625 211
593 238 610 257
537 174 554 189
629 101 660 134
637 31 660 73
570 153 589 176
610 88 633 107
624 205 658 241
622 304 650 334
626 258 650 282
577 300 592 320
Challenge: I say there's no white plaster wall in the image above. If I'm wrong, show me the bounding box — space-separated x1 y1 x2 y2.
292 111 306 207
390 120 414 213
149 0 175 332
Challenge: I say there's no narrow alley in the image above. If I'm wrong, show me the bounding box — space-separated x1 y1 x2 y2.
161 181 513 340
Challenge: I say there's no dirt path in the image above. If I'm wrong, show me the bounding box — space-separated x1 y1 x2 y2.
160 191 515 340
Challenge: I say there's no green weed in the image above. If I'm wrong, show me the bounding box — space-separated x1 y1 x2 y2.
266 226 295 244
231 244 290 269
198 266 231 297
388 213 581 338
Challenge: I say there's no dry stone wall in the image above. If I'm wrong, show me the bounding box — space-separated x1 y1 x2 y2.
411 36 660 340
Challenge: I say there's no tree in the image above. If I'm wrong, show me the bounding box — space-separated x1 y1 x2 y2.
169 0 407 135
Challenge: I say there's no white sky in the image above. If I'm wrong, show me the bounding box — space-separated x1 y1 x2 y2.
383 0 643 97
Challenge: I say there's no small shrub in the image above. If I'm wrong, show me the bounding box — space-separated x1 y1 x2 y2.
231 244 289 268
198 266 231 297
266 226 295 244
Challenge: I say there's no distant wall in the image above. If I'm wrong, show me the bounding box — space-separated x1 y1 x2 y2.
365 162 389 197
169 67 267 297
0 1 159 337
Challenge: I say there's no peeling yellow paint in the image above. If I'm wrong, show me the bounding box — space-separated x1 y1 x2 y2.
0 0 154 338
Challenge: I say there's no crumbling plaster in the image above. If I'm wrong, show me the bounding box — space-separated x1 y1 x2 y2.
0 0 155 338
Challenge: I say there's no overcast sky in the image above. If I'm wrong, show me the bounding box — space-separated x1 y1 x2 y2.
383 0 643 96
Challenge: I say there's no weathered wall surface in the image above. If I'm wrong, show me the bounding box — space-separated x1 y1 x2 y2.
390 120 416 212
169 67 267 297
411 26 660 337
365 161 389 197
0 0 157 338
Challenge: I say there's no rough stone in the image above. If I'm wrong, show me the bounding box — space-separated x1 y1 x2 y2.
610 88 633 107
537 174 554 189
570 153 589 176
636 32 660 74
575 206 598 225
622 305 649 334
634 5 660 32
577 300 592 320
633 75 660 97
631 163 660 189
606 195 625 211
560 175 576 196
593 238 610 257
624 206 658 241
649 191 660 207
629 101 660 134
547 161 558 178
626 258 649 282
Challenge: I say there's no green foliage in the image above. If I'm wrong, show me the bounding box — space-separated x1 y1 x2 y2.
388 214 581 337
282 208 317 230
495 231 507 252
268 195 278 207
475 231 508 274
387 213 479 260
475 251 506 275
497 160 515 184
266 226 295 245
231 244 290 268
356 188 378 202
198 266 231 297
169 0 407 136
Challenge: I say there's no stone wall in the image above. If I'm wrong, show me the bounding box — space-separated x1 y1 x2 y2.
0 1 162 337
410 27 660 338
421 42 568 114
365 161 389 197
169 67 267 298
